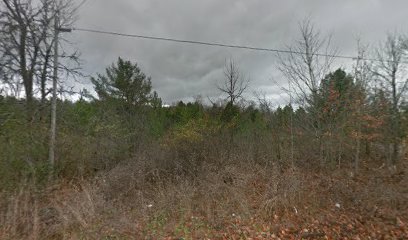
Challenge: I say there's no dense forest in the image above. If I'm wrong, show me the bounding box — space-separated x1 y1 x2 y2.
0 0 407 239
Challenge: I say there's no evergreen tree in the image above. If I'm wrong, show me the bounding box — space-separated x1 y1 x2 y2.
91 58 153 109
319 68 355 119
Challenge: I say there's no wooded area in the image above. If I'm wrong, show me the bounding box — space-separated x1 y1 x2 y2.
0 0 407 239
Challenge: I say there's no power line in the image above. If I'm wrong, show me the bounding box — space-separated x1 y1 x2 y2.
72 27 406 64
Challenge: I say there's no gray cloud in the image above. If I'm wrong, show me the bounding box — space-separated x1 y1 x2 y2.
69 0 408 104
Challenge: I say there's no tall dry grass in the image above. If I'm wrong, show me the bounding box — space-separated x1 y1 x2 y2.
0 137 406 239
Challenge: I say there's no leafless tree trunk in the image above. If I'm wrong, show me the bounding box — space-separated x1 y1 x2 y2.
254 91 273 114
277 18 337 166
1 0 38 117
373 33 408 167
352 39 372 173
1 0 81 172
217 59 248 159
0 0 80 119
217 59 248 105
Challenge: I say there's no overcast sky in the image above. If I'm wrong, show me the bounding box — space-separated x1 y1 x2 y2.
69 0 408 105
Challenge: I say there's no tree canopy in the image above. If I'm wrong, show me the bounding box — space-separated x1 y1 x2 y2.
91 58 154 108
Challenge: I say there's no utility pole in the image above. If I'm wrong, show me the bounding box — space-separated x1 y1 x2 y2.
49 8 59 170
49 6 71 172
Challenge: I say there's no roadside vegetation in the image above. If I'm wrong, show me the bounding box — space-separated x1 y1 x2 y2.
0 0 407 238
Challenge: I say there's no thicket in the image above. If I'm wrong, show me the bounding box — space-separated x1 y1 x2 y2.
0 1 407 235
0 59 407 238
0 61 407 190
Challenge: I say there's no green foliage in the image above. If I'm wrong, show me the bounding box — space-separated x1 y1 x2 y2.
320 69 354 99
91 57 154 108
318 68 356 120
0 58 406 190
237 105 268 135
148 107 168 138
0 97 50 188
162 115 218 152
151 91 162 109
220 102 240 123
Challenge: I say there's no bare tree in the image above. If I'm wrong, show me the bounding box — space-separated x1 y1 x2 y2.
217 59 248 105
0 0 81 172
372 33 408 167
0 0 42 112
278 18 337 108
0 0 80 118
254 91 273 114
352 38 372 172
277 18 337 165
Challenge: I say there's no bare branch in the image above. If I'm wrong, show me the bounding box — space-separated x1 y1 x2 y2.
217 58 249 105
0 0 82 106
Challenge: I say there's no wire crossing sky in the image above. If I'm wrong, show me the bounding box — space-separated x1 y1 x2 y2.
73 27 406 64
72 0 408 103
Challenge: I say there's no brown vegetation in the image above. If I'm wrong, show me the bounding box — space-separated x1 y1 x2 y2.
0 139 407 239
